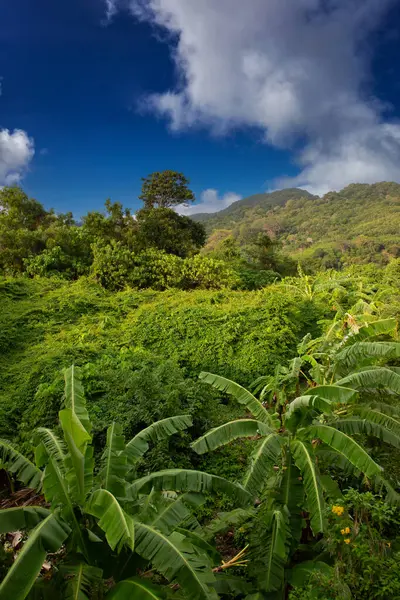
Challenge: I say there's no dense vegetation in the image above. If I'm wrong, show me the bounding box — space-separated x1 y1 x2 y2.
198 182 400 271
1 174 400 599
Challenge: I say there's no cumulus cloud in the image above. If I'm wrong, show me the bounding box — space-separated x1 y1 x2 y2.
104 0 117 21
0 129 35 186
117 0 400 195
177 189 242 215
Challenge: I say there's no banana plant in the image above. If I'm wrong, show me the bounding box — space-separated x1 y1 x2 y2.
0 365 252 600
192 324 400 598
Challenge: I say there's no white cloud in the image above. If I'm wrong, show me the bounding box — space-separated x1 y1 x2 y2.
0 129 35 186
104 0 117 21
120 0 400 194
177 189 242 215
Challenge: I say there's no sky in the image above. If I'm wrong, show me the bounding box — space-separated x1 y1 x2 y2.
1 0 400 216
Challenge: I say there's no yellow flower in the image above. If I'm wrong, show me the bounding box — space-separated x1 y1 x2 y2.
332 505 345 516
344 538 351 544
340 527 350 535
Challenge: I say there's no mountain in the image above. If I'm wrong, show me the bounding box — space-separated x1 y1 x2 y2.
192 188 315 230
199 182 400 270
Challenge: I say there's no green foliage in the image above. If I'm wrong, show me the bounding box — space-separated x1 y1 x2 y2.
135 207 206 257
198 182 400 270
90 243 234 291
0 366 243 600
139 170 195 209
192 308 400 597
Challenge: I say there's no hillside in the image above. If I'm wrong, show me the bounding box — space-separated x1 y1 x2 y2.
192 187 315 228
201 182 400 270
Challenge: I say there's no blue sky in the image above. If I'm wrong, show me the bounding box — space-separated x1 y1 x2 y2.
1 0 400 216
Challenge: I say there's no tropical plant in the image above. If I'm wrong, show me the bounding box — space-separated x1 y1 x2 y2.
191 318 400 598
0 366 252 600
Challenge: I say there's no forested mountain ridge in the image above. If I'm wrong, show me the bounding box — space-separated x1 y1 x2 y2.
201 181 400 270
192 187 315 226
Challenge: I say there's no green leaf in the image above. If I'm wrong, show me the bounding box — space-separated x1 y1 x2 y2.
59 409 93 503
336 367 400 394
97 422 128 497
135 523 218 600
310 385 357 403
203 508 255 541
335 342 400 368
34 428 66 469
259 508 290 593
145 495 192 535
0 439 42 490
287 560 333 587
125 415 192 463
61 563 103 600
354 407 400 437
191 419 273 455
0 514 70 600
305 424 382 477
320 475 343 501
63 365 91 434
199 372 274 425
355 318 397 340
242 433 282 496
128 469 252 506
42 458 89 558
334 416 400 449
211 574 252 595
176 527 221 562
0 506 50 533
291 440 325 533
86 489 135 552
285 396 333 422
285 386 356 422
106 578 165 600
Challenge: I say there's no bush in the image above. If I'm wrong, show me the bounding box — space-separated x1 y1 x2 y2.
0 277 320 444
91 243 238 291
179 254 238 290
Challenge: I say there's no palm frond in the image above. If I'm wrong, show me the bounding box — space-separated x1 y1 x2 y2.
97 422 127 497
128 469 252 506
0 438 42 490
355 318 397 340
199 372 274 425
106 578 165 600
35 428 66 469
291 440 325 533
61 563 103 600
86 489 135 552
203 508 255 541
125 415 192 463
258 508 290 593
0 514 70 600
304 424 382 478
0 506 50 533
135 523 218 600
336 368 400 394
63 365 91 434
142 494 192 535
192 419 273 455
242 433 282 496
59 408 93 504
335 342 400 368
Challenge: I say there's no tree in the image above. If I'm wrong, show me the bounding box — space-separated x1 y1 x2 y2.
0 187 52 273
82 199 137 247
135 207 206 257
0 365 251 600
191 317 400 597
139 171 195 209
